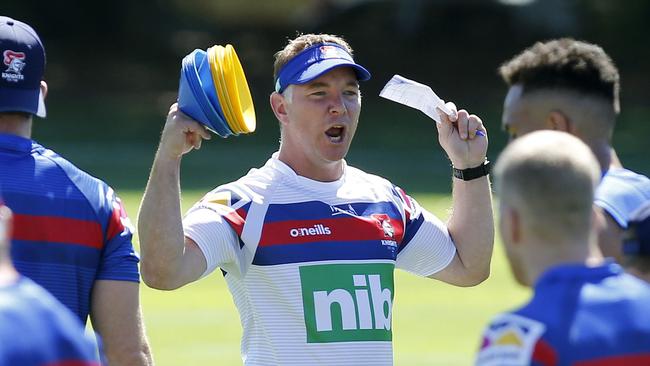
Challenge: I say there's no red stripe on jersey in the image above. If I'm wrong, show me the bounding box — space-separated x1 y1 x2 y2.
532 338 558 366
105 207 125 241
223 208 247 236
396 187 412 221
574 354 650 366
45 361 101 366
397 187 412 210
13 214 103 249
258 215 404 246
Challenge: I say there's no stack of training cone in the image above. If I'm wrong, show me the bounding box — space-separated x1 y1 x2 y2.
177 44 256 138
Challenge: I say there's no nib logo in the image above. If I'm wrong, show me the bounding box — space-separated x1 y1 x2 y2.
300 263 394 343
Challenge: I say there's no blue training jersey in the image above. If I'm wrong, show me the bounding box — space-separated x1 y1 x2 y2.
595 167 650 228
477 263 650 365
0 133 140 323
0 276 100 366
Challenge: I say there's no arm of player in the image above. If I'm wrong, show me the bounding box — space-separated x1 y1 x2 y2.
90 280 153 366
429 103 494 286
138 103 212 290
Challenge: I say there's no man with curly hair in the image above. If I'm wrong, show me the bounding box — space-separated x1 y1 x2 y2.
499 38 650 264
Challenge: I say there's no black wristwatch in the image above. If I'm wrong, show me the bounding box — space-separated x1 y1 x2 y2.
452 160 491 181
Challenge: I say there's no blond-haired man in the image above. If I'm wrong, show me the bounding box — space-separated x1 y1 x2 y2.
139 33 494 365
476 130 650 365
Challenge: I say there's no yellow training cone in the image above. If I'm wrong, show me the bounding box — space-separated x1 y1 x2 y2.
224 44 256 133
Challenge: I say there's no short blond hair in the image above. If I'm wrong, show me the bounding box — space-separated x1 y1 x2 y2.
495 130 600 241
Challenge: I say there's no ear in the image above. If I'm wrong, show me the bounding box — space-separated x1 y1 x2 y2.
270 92 290 127
501 205 522 245
40 80 48 100
547 110 571 133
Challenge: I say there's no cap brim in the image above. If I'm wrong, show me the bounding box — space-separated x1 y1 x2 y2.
0 86 46 118
293 59 371 85
36 89 46 118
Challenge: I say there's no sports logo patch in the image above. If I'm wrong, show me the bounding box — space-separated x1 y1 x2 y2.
372 214 395 238
300 263 394 343
476 313 546 366
319 45 348 60
202 190 232 207
2 50 26 83
330 204 358 217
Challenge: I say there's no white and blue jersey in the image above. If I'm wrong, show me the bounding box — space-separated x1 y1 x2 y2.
183 153 457 366
0 276 100 366
595 167 650 228
476 263 650 366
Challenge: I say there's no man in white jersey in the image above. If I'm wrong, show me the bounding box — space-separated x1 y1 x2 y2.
138 33 494 365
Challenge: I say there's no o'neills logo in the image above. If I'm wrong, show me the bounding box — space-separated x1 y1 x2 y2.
290 224 332 237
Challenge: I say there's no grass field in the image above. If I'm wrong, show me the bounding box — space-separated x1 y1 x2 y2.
115 189 530 366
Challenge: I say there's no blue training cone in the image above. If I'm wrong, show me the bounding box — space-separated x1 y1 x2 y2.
178 52 211 126
177 50 233 137
191 50 233 137
197 49 228 129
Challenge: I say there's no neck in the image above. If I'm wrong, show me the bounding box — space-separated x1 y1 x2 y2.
0 114 32 138
278 150 344 181
522 237 603 286
277 140 345 182
587 139 613 173
608 147 623 169
0 261 19 286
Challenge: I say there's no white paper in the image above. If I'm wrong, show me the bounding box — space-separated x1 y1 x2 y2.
379 74 453 124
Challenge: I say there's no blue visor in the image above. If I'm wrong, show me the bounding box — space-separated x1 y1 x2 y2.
274 42 371 93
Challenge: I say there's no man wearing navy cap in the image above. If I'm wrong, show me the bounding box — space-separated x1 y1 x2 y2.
0 193 102 365
498 38 650 264
0 16 153 365
139 33 494 365
623 202 650 282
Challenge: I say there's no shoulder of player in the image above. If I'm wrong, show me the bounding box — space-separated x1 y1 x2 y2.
476 312 553 366
346 165 395 188
188 165 279 215
598 167 650 196
1 277 98 360
31 144 119 213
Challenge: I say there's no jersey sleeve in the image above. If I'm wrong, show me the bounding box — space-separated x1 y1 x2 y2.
96 190 140 282
393 186 456 277
594 169 650 228
183 188 249 278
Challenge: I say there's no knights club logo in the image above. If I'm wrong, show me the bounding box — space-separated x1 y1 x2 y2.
320 45 346 59
2 50 27 82
372 214 395 238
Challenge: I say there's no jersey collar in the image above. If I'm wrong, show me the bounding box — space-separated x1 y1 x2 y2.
0 133 33 154
535 261 621 288
267 151 347 191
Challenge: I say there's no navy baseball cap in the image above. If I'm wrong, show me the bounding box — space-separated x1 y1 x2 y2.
623 201 650 257
0 16 46 117
274 42 371 93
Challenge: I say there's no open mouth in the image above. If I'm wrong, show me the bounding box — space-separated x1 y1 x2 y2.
325 125 345 143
